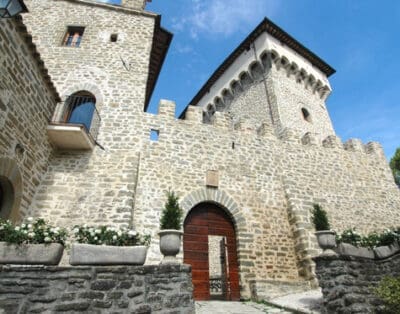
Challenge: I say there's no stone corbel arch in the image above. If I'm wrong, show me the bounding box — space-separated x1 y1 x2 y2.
180 187 246 231
0 158 22 222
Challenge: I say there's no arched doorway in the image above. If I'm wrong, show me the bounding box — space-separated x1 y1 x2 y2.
183 202 240 301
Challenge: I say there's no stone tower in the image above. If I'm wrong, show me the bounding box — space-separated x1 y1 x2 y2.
189 18 335 142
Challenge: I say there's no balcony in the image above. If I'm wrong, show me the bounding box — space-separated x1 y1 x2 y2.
47 95 101 150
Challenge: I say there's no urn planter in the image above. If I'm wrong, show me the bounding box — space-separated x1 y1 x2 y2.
0 242 64 265
315 230 337 255
69 243 148 266
159 229 183 264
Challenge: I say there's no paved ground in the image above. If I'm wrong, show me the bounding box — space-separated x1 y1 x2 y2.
195 289 323 314
195 301 293 313
270 289 323 313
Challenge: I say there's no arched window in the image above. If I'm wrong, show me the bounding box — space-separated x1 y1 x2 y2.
301 108 312 123
65 91 96 131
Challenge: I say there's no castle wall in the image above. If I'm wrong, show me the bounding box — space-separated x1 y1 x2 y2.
129 102 400 297
22 0 157 225
16 0 400 300
0 17 58 221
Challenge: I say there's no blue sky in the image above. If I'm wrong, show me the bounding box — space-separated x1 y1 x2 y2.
104 0 400 159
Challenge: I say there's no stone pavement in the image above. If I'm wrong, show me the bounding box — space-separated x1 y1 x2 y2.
195 289 323 314
195 301 294 314
269 289 323 313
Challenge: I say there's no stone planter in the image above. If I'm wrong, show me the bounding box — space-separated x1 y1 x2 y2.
374 242 400 259
69 243 147 266
315 230 336 255
159 229 183 264
336 243 375 259
0 242 63 265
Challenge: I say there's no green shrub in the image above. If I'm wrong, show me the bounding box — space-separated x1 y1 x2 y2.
311 204 330 231
160 190 183 230
374 276 400 313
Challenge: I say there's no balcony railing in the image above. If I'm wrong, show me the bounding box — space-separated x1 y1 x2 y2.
47 95 101 150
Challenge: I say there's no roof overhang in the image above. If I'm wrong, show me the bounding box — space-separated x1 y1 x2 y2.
144 15 173 111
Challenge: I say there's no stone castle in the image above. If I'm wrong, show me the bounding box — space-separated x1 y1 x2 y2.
1 0 400 301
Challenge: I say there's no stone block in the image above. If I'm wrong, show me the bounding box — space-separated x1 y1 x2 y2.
158 99 176 118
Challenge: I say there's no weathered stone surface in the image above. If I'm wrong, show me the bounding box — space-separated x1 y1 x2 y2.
314 252 400 313
69 244 147 266
0 265 194 313
0 242 64 265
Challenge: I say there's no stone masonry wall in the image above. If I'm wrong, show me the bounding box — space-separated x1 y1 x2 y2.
0 17 58 221
269 67 335 141
23 0 158 227
314 253 400 313
18 0 400 301
0 264 194 313
131 102 400 298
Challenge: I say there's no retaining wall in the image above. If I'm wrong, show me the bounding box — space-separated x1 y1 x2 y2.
314 251 400 313
0 264 194 313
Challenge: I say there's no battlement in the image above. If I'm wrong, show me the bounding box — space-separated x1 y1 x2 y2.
156 100 385 157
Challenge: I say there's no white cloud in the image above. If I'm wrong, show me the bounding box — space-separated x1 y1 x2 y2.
171 0 280 39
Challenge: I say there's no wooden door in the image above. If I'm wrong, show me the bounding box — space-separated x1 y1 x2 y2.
183 203 240 301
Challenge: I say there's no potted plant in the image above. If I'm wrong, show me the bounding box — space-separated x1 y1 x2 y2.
158 190 184 264
0 218 67 265
311 204 336 254
69 225 150 266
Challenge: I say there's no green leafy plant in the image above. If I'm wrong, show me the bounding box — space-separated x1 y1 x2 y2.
374 276 400 313
160 190 183 230
0 218 68 245
311 204 331 231
336 228 400 248
72 225 150 246
390 148 400 187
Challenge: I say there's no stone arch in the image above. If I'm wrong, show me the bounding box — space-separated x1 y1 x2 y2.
249 61 263 80
221 89 233 109
260 50 272 70
270 49 280 64
180 188 245 231
279 55 290 70
239 71 253 89
230 80 243 96
0 158 22 222
62 82 104 110
213 97 224 112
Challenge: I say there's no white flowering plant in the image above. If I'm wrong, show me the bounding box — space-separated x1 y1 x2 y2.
72 225 151 246
0 218 68 245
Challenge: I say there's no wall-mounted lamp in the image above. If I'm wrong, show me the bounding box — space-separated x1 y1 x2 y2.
0 0 28 18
